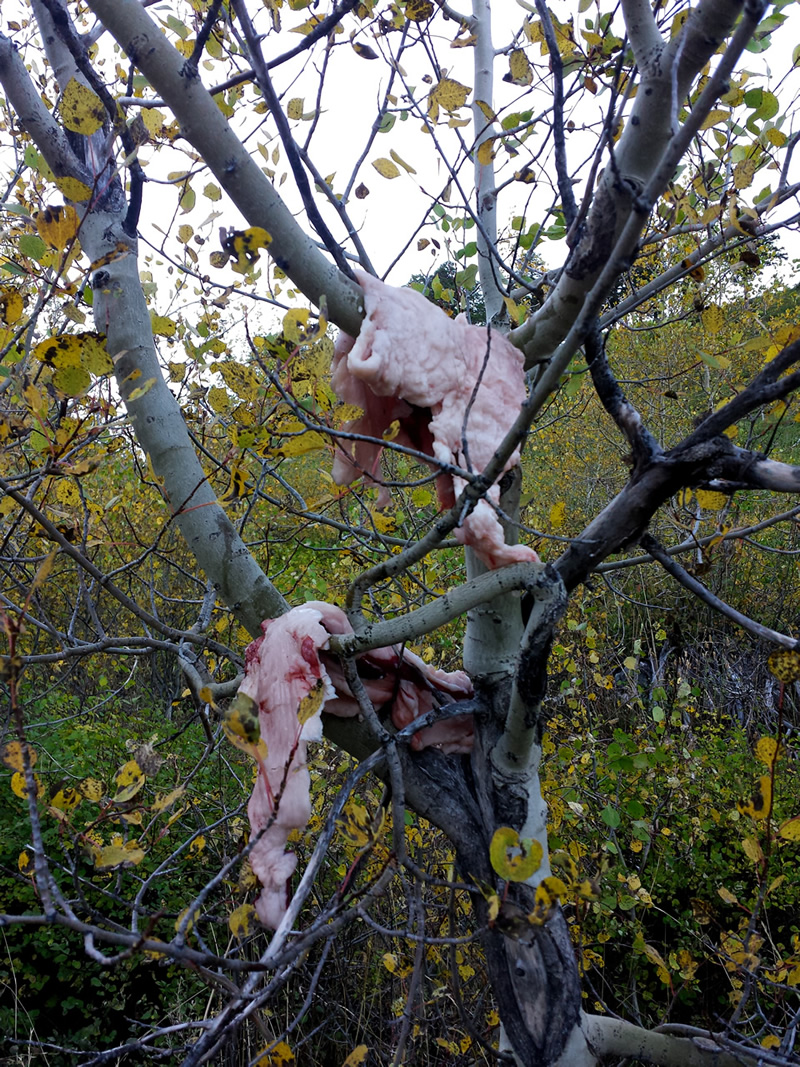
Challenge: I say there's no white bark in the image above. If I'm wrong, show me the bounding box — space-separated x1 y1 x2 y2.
581 1013 768 1067
470 0 504 324
0 14 287 636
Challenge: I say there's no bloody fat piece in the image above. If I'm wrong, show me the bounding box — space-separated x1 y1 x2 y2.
331 271 539 569
240 602 473 928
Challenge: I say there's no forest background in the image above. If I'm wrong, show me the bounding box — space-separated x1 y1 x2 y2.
3 0 800 1065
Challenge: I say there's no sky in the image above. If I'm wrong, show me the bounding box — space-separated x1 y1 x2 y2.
3 0 800 325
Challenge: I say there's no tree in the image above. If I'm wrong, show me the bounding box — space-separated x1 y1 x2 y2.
2 0 800 1063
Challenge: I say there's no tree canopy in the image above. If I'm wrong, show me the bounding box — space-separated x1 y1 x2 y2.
2 0 800 1064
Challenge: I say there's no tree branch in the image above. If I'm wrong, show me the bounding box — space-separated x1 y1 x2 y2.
332 560 544 655
642 534 800 650
581 1012 781 1067
584 323 662 470
230 0 354 279
470 0 505 323
85 0 364 336
0 32 87 185
533 0 577 229
620 0 662 69
510 0 764 370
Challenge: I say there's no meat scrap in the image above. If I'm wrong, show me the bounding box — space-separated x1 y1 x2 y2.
239 602 473 928
331 271 540 569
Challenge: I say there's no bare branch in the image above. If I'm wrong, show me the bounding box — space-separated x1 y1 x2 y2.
85 0 364 335
642 534 799 650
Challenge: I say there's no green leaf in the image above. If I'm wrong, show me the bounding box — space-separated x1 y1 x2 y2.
600 805 621 829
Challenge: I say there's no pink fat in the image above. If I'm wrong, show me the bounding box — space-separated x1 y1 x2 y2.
330 272 539 568
238 603 474 928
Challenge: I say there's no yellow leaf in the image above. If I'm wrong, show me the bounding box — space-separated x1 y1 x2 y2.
215 360 260 400
372 157 401 179
18 850 34 876
352 41 378 60
53 364 91 397
778 815 800 842
30 549 58 594
79 778 104 802
694 488 727 511
175 906 199 935
475 99 496 123
82 333 113 375
371 510 397 534
297 678 326 727
2 741 36 772
405 0 434 21
768 649 800 684
254 1039 295 1066
341 1046 369 1067
35 205 80 249
541 875 569 899
641 943 670 985
337 801 373 848
127 378 157 402
189 835 206 856
112 760 145 804
389 148 416 174
287 98 304 119
718 886 738 904
278 430 326 457
224 691 262 746
742 835 764 864
477 138 497 165
755 736 780 767
220 463 249 504
95 838 145 870
204 386 229 414
428 77 471 122
11 771 43 799
228 902 258 939
335 403 364 423
549 500 566 529
382 952 398 973
166 805 188 828
701 304 724 335
51 786 81 811
681 258 705 282
486 893 500 923
700 108 730 130
762 1036 782 1050
54 175 93 202
141 107 165 136
228 227 272 273
489 827 543 882
151 314 177 337
0 286 24 325
151 787 185 813
526 10 573 55
507 48 532 86
733 158 757 191
61 78 105 135
503 295 522 324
